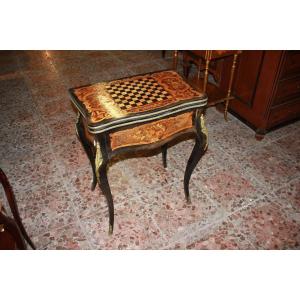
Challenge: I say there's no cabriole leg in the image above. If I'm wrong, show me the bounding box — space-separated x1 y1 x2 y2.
76 113 97 191
184 110 208 203
94 138 114 235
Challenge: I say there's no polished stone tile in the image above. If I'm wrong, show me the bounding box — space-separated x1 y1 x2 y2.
81 208 163 249
208 117 263 157
150 185 222 240
54 138 90 174
0 77 32 106
0 123 50 163
18 180 77 237
264 120 300 142
23 70 61 90
179 221 255 250
125 154 180 191
30 81 67 100
104 67 136 82
273 177 300 214
237 143 300 192
46 113 77 144
189 160 268 214
64 166 108 219
32 222 91 250
1 146 61 192
274 130 300 161
129 61 163 74
227 196 300 249
0 108 38 128
37 97 72 119
168 138 227 175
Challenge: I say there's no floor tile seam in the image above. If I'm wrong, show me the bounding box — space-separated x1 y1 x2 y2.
201 171 272 212
164 190 275 249
233 135 297 165
178 218 258 250
269 175 300 196
241 161 298 194
259 137 300 160
72 210 95 250
210 134 271 161
162 215 228 249
76 217 98 249
163 207 227 248
221 188 276 218
195 186 223 211
147 215 169 246
194 153 266 191
210 187 300 248
216 191 297 250
266 124 300 143
77 201 162 250
250 183 300 221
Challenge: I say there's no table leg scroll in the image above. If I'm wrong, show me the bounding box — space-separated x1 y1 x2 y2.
184 110 208 203
95 139 114 235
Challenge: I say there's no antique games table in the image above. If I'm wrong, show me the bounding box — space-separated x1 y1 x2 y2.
69 70 208 234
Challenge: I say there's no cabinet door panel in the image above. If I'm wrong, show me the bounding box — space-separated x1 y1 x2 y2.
232 51 265 107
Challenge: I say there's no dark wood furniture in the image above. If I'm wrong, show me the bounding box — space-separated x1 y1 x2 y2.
69 70 208 234
216 50 300 139
182 50 242 120
0 168 35 250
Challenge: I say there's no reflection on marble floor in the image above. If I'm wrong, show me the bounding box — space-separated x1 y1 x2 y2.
0 50 299 249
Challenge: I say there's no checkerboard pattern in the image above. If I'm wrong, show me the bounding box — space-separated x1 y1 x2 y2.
106 77 173 111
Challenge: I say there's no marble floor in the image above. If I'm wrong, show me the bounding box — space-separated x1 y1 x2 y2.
0 50 299 249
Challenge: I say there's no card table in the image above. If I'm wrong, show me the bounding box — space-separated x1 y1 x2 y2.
69 70 208 234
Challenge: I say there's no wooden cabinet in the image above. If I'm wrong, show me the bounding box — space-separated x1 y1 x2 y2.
219 50 300 139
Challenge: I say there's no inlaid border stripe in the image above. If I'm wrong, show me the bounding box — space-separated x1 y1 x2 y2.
88 100 207 134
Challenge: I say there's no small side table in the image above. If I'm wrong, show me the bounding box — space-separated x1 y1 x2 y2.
183 50 242 120
69 70 208 234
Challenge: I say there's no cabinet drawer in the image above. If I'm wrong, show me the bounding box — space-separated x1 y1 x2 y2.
280 51 300 79
273 76 300 105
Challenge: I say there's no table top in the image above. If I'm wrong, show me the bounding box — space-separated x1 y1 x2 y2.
69 70 207 134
